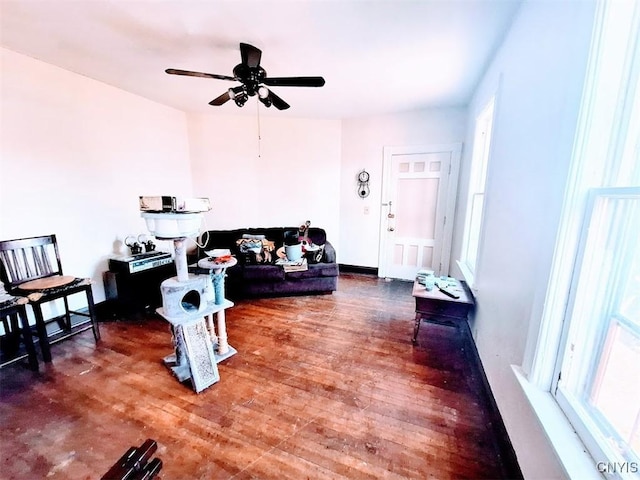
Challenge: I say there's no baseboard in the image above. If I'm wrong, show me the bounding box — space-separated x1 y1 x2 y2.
460 320 524 479
94 300 112 320
338 264 378 276
94 299 160 322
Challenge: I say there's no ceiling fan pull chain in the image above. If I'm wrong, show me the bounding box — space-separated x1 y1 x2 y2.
256 98 262 158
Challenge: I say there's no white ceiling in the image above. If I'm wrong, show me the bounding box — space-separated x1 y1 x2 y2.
0 0 521 119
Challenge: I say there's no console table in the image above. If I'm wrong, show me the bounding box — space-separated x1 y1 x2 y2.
104 261 175 315
412 278 474 344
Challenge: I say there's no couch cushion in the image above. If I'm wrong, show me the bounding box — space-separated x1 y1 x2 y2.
285 262 339 280
243 265 285 282
203 229 245 253
307 228 327 246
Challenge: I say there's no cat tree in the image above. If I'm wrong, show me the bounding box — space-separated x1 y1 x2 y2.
140 201 236 393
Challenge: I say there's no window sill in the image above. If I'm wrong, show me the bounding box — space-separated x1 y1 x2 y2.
456 260 477 293
512 365 602 480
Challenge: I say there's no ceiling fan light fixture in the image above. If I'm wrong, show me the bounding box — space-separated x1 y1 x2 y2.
228 86 248 107
258 86 269 99
259 95 272 108
229 85 245 99
234 94 248 107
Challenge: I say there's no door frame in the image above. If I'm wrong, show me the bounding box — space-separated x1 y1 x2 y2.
378 143 462 279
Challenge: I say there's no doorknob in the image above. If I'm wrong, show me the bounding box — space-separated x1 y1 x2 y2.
386 201 395 231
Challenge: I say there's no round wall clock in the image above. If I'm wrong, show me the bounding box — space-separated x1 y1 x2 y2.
357 169 370 198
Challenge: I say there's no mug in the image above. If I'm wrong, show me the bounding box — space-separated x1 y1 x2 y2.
285 243 303 261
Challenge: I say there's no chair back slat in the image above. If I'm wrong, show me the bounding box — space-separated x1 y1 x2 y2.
13 250 24 281
1 251 18 283
31 245 53 276
0 235 62 288
42 245 54 274
27 248 38 277
21 249 33 278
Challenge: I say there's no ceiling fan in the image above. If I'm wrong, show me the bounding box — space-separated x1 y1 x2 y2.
165 43 325 110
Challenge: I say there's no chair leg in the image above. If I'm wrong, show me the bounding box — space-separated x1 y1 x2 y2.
32 304 52 363
17 307 38 371
86 287 100 342
1 314 21 358
62 296 72 332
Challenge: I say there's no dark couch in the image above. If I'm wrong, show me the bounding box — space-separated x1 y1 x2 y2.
193 227 338 299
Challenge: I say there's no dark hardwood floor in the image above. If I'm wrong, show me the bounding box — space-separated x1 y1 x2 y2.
0 273 521 479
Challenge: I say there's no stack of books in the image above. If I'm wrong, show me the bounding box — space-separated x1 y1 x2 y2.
275 257 308 272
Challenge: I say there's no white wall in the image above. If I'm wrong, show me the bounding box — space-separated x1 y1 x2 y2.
0 48 193 304
187 113 342 245
339 108 467 267
450 1 597 478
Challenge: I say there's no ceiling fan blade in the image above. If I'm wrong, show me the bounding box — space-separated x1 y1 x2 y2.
267 90 290 110
209 91 231 106
166 68 236 81
263 76 325 87
240 43 262 68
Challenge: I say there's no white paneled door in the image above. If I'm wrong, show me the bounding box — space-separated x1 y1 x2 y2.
378 144 461 280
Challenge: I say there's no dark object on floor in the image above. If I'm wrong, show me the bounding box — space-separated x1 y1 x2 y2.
0 234 100 362
101 438 162 480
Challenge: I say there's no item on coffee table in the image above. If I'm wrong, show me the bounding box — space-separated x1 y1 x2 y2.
205 248 233 264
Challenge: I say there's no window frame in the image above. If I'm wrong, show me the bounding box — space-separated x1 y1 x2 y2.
522 0 640 477
458 95 496 288
552 186 640 471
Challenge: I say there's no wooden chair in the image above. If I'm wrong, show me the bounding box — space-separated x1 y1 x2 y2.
0 293 38 371
0 234 100 362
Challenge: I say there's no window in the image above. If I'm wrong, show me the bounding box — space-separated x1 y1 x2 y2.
458 96 495 287
528 0 640 477
556 188 640 473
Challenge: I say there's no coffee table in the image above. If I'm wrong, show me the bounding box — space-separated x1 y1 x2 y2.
412 278 474 344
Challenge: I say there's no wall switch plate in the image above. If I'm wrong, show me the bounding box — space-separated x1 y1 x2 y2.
364 206 370 215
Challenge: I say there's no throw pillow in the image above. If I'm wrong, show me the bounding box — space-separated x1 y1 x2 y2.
236 237 262 265
259 240 276 264
236 236 276 265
